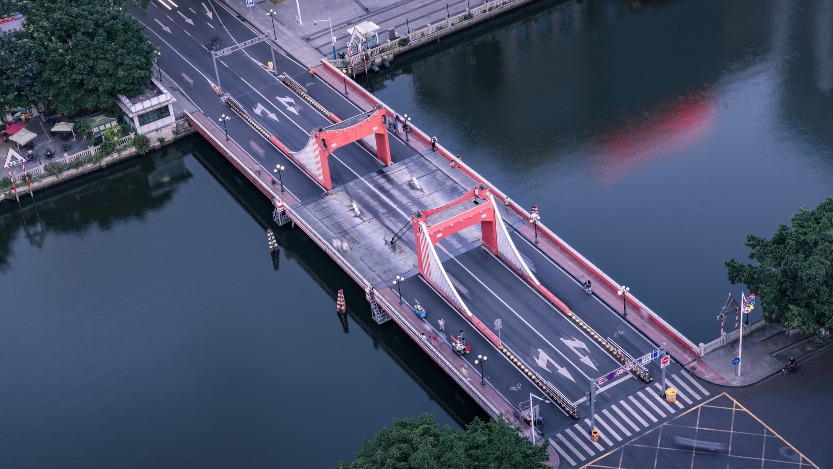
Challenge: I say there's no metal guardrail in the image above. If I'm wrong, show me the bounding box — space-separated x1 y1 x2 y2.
499 344 578 419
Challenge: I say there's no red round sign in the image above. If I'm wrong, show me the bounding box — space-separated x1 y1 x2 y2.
660 356 670 367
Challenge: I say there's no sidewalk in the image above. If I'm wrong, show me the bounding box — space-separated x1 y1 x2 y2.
692 323 833 386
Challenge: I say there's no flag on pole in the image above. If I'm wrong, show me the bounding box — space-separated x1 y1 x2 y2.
742 294 756 314
718 294 739 335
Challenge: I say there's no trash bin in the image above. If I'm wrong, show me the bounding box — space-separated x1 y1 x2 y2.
591 429 599 442
665 388 677 403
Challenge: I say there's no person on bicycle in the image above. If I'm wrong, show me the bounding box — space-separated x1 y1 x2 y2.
583 279 592 294
788 356 797 372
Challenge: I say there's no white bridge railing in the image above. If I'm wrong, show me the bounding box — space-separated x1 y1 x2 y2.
698 319 769 356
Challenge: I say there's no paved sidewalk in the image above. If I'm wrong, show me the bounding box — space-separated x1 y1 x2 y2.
692 323 833 386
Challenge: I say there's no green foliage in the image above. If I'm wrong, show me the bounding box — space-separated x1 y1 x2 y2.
157 136 166 146
26 1 155 115
0 29 38 110
132 134 150 155
0 177 11 190
45 162 64 177
338 413 548 469
74 119 92 141
726 198 833 336
398 38 410 47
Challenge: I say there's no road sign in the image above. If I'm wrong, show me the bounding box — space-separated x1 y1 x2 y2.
660 355 670 368
651 347 662 361
494 319 502 330
245 0 254 7
732 357 740 366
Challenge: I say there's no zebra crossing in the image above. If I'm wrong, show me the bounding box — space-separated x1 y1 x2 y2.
550 371 711 468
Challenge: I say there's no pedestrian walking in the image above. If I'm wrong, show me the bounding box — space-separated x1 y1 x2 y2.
431 136 437 151
459 330 465 345
421 333 427 341
438 318 445 331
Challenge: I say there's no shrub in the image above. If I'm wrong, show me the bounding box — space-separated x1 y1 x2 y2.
132 134 151 155
45 162 64 177
0 177 10 190
398 38 410 47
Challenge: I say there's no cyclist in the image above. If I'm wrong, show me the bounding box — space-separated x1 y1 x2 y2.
583 279 593 295
788 356 797 373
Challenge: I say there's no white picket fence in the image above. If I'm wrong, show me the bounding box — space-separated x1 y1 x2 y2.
5 134 134 183
698 319 769 356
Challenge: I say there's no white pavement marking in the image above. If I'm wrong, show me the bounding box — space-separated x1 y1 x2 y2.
207 22 214 28
603 408 633 436
551 439 577 467
153 18 172 33
572 372 632 405
652 389 677 414
624 397 655 424
677 371 710 396
636 391 666 419
564 428 595 458
556 433 586 461
583 419 614 445
668 374 701 401
654 381 688 407
593 415 622 442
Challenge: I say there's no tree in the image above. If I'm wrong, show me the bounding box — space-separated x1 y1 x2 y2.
0 29 38 110
726 198 833 336
338 413 548 469
27 1 155 115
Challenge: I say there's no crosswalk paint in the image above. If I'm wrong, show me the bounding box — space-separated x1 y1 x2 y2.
611 401 648 436
669 374 702 401
593 415 622 442
556 433 587 461
604 408 634 436
565 428 596 456
636 391 667 418
551 439 577 467
651 389 677 414
583 419 614 445
627 396 658 423
678 370 710 396
616 401 648 429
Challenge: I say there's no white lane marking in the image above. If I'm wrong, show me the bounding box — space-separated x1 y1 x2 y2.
556 433 587 460
533 348 575 383
654 381 688 407
561 337 598 371
276 96 300 115
668 374 702 402
583 419 614 445
677 371 710 396
611 406 641 432
564 428 596 456
602 409 632 437
510 230 657 350
253 103 279 121
154 18 172 33
551 440 577 467
189 7 197 13
636 391 666 419
202 2 213 20
207 22 214 28
572 372 632 405
624 397 655 424
650 389 677 414
177 11 195 26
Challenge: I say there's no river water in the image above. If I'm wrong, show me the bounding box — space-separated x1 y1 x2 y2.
1 0 831 466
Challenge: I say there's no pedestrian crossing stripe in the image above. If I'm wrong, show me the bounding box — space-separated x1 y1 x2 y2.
549 371 711 467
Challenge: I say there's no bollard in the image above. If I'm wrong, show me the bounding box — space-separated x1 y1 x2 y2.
665 388 677 403
591 429 599 442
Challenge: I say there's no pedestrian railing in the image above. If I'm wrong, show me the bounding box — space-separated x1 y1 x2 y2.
698 319 768 356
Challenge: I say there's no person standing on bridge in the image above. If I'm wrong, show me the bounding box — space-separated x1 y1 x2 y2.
438 318 445 331
431 136 437 151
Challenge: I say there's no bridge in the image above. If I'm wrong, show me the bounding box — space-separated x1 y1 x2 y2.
137 1 718 465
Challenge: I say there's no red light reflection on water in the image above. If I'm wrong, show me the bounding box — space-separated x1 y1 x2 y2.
592 93 716 183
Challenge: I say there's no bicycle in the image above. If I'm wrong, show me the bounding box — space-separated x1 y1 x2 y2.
780 363 798 376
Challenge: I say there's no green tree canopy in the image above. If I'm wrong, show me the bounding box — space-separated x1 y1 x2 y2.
726 198 833 336
0 29 38 109
26 1 155 115
338 413 548 469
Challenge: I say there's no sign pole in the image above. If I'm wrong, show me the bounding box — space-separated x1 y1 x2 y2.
589 381 596 432
738 293 745 377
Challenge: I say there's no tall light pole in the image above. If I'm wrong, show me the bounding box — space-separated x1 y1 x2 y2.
529 204 540 244
528 393 549 445
617 285 630 317
314 14 337 60
218 114 230 140
267 9 277 40
294 0 302 25
475 354 487 384
155 50 162 80
393 275 404 304
273 164 285 192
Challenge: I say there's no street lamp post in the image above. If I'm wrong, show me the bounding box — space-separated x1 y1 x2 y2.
475 354 487 384
267 9 277 40
618 285 630 317
528 393 549 445
314 13 337 60
273 164 285 192
529 204 540 244
218 114 230 140
155 50 161 80
393 275 404 304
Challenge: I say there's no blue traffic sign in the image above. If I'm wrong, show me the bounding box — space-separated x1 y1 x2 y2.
732 357 740 366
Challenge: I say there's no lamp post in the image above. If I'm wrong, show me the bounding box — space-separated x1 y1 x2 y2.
528 393 550 445
273 164 285 192
406 18 410 34
529 204 540 244
267 9 277 40
393 275 404 304
618 285 630 317
314 13 337 60
403 114 412 141
218 114 230 140
475 354 487 384
446 3 450 18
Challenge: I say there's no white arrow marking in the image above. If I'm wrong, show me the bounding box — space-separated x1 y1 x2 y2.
177 11 195 26
275 96 300 115
561 337 598 371
253 103 279 122
534 349 575 382
154 19 172 33
202 2 213 20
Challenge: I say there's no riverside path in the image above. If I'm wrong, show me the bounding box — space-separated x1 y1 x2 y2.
133 0 720 465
